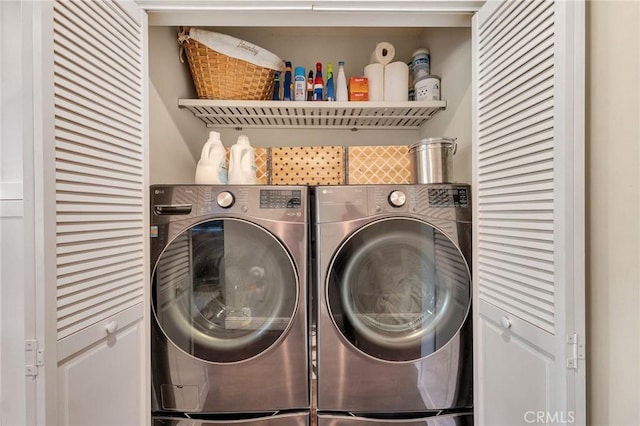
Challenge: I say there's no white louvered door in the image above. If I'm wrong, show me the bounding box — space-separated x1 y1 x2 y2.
48 0 147 425
472 1 585 425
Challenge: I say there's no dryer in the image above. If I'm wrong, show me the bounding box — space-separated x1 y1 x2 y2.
150 185 309 425
314 184 472 421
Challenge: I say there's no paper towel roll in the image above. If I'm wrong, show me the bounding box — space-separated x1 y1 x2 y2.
364 63 384 102
370 42 396 66
384 61 409 102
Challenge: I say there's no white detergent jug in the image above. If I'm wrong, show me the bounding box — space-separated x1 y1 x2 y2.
228 135 258 184
195 131 228 184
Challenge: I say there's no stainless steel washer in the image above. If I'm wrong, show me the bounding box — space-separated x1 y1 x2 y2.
150 185 309 425
314 184 473 419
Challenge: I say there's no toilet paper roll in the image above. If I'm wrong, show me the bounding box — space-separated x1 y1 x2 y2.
364 63 384 102
369 42 396 66
383 61 409 102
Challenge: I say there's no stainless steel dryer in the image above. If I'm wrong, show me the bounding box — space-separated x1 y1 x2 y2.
314 184 473 420
150 185 309 426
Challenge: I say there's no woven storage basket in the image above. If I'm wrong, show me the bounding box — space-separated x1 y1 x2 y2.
179 29 280 100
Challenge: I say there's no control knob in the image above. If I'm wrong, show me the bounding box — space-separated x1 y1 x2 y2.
216 191 235 208
388 190 406 207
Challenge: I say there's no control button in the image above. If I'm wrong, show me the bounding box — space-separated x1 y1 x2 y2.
388 190 406 207
241 205 248 213
217 191 235 208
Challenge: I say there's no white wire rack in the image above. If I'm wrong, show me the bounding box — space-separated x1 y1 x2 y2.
178 99 446 130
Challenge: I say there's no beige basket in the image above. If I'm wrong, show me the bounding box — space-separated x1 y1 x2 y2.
179 29 278 100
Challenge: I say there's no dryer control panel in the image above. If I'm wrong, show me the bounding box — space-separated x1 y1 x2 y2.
150 185 307 225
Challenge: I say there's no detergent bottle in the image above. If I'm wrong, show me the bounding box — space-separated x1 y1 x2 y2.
228 135 258 184
195 131 228 184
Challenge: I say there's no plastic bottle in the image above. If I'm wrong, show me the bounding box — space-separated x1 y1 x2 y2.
306 70 314 101
313 62 324 101
272 71 281 100
294 67 306 101
228 135 258 184
411 48 430 82
335 61 348 102
283 61 293 101
326 63 335 101
195 131 228 184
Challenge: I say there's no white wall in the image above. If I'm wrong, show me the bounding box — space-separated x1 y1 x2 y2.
587 1 640 425
0 1 28 425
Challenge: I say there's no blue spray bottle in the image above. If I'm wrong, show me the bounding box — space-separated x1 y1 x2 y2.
326 63 335 101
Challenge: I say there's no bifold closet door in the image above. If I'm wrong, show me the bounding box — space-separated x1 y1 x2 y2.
472 0 585 425
41 0 148 424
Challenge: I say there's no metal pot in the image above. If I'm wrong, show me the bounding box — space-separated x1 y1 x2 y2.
408 137 457 184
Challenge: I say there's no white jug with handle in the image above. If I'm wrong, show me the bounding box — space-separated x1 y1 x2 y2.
228 135 258 184
195 131 228 184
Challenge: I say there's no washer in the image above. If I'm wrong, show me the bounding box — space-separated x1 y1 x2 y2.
314 184 473 419
150 185 309 426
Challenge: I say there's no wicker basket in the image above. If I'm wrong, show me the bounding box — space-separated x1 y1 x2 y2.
179 29 279 100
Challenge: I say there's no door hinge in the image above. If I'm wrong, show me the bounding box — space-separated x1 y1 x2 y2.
567 332 585 369
25 339 44 377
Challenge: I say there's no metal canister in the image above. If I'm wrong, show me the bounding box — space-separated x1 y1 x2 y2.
408 137 457 183
415 75 441 101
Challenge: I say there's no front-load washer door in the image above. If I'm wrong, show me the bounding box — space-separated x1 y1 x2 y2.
152 218 298 363
327 217 470 362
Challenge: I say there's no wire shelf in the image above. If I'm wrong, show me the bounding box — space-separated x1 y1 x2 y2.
178 99 446 130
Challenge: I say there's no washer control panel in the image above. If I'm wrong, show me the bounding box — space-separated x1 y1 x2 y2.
260 189 302 209
150 185 307 224
427 187 469 208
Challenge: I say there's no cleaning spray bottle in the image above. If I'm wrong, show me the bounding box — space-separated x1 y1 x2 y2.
228 135 258 184
336 61 348 102
306 70 314 101
314 62 324 101
195 131 228 184
326 63 335 101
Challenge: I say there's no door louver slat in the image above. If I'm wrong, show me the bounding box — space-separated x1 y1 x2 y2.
55 97 142 137
54 2 141 85
54 109 142 149
478 1 552 71
56 182 141 198
476 0 556 333
479 58 553 116
57 268 141 298
53 0 144 340
56 129 142 164
56 171 142 191
53 55 141 112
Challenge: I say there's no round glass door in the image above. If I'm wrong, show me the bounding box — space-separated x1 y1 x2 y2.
327 218 471 362
152 218 298 363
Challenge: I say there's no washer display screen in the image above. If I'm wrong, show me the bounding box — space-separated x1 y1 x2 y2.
152 218 298 363
327 218 471 362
